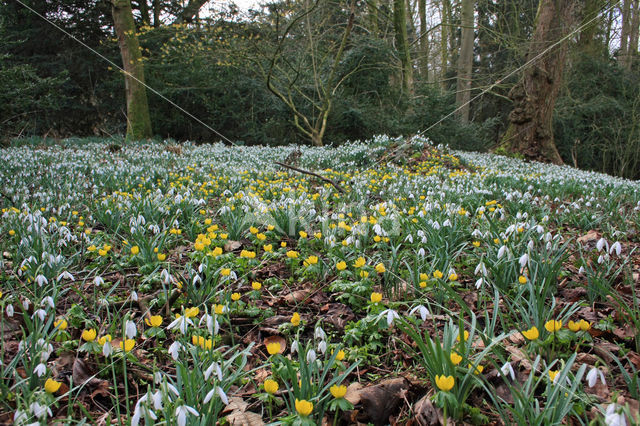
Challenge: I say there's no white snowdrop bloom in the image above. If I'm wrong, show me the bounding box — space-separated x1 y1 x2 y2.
379 309 400 326
417 247 426 257
192 274 201 286
152 390 163 410
442 219 451 227
519 253 529 268
471 229 483 238
405 234 413 243
579 266 586 274
131 291 138 302
42 296 55 309
57 271 74 281
497 245 507 259
168 315 193 334
125 320 137 338
204 386 229 405
307 349 317 363
475 278 484 289
318 340 327 354
30 402 52 419
291 340 299 354
33 363 47 377
32 309 46 321
35 274 48 287
610 241 621 256
103 340 112 357
93 276 104 286
500 362 515 381
605 404 626 426
165 382 180 397
596 238 608 252
598 255 605 264
6 304 14 317
175 405 199 426
536 225 544 233
586 367 606 388
204 362 223 381
314 326 326 341
198 263 205 273
168 341 182 360
160 269 171 284
528 240 535 250
409 305 429 321
200 314 219 335
474 262 486 276
432 221 440 230
13 410 27 424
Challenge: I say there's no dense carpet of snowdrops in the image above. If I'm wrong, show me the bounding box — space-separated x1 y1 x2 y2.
1 136 639 425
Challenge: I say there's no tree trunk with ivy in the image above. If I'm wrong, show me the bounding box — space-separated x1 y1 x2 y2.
394 0 413 93
112 0 152 140
500 0 581 164
455 0 474 122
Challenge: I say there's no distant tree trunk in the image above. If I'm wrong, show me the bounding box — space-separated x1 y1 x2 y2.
620 0 632 67
455 0 474 122
440 0 452 87
630 0 640 62
153 0 161 27
368 0 379 35
500 0 581 164
418 0 429 79
394 0 413 92
137 0 151 26
578 0 605 54
112 0 153 140
173 0 209 24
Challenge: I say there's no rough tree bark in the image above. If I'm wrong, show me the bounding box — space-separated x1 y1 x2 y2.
439 0 452 87
112 0 153 140
173 0 209 24
418 0 429 79
455 0 474 122
394 0 413 93
500 0 581 164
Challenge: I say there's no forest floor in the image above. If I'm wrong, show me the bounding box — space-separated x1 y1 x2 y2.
1 136 639 425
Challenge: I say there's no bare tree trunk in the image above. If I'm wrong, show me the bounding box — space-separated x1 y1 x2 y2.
620 0 631 67
440 0 451 87
418 0 429 79
394 0 413 93
630 0 640 61
153 0 161 27
173 0 209 24
500 0 581 164
455 0 474 122
112 0 153 140
137 0 150 26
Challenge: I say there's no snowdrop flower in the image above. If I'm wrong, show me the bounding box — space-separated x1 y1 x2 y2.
314 326 326 341
442 219 451 227
500 362 515 381
192 274 202 286
474 261 487 276
497 245 507 259
13 410 27 424
204 386 228 405
35 274 48 287
131 291 138 302
168 341 182 360
409 305 429 321
6 304 13 317
596 238 608 252
57 271 74 281
475 278 484 289
204 362 223 381
152 390 163 410
125 320 137 339
42 296 54 309
200 314 219 335
30 402 52 419
32 309 46 322
405 234 413 243
291 340 299 354
586 366 606 387
160 269 171 284
519 253 529 268
605 404 626 426
168 315 193 334
609 241 621 256
307 349 317 363
175 405 199 426
417 247 426 257
102 340 112 357
93 276 104 286
318 340 327 354
379 309 400 326
33 363 47 377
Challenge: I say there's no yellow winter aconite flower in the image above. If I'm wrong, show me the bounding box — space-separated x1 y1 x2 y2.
88 245 97 252
130 245 140 255
120 339 135 352
240 250 256 258
420 273 428 281
231 292 241 301
256 233 266 241
456 330 469 342
194 241 205 251
334 349 345 361
82 328 97 342
370 292 382 303
448 273 458 281
518 275 527 284
252 281 262 290
295 399 313 417
579 319 591 331
185 307 199 318
470 364 484 375
145 315 163 327
220 268 231 276
214 304 225 315
54 318 68 330
548 370 559 383
98 335 112 345
375 263 386 273
8 229 15 236
304 255 318 266
263 244 273 252
157 253 167 261
291 312 301 326
435 375 455 392
450 352 462 365
264 379 278 394
433 270 443 279
545 320 562 333
286 250 299 259
299 231 307 238
353 257 366 268
336 261 347 271
45 378 62 394
522 326 539 340
567 320 580 332
249 226 258 234
266 342 281 355
472 241 480 247
330 384 347 399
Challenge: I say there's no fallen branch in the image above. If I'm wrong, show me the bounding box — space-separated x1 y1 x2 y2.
275 161 346 194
